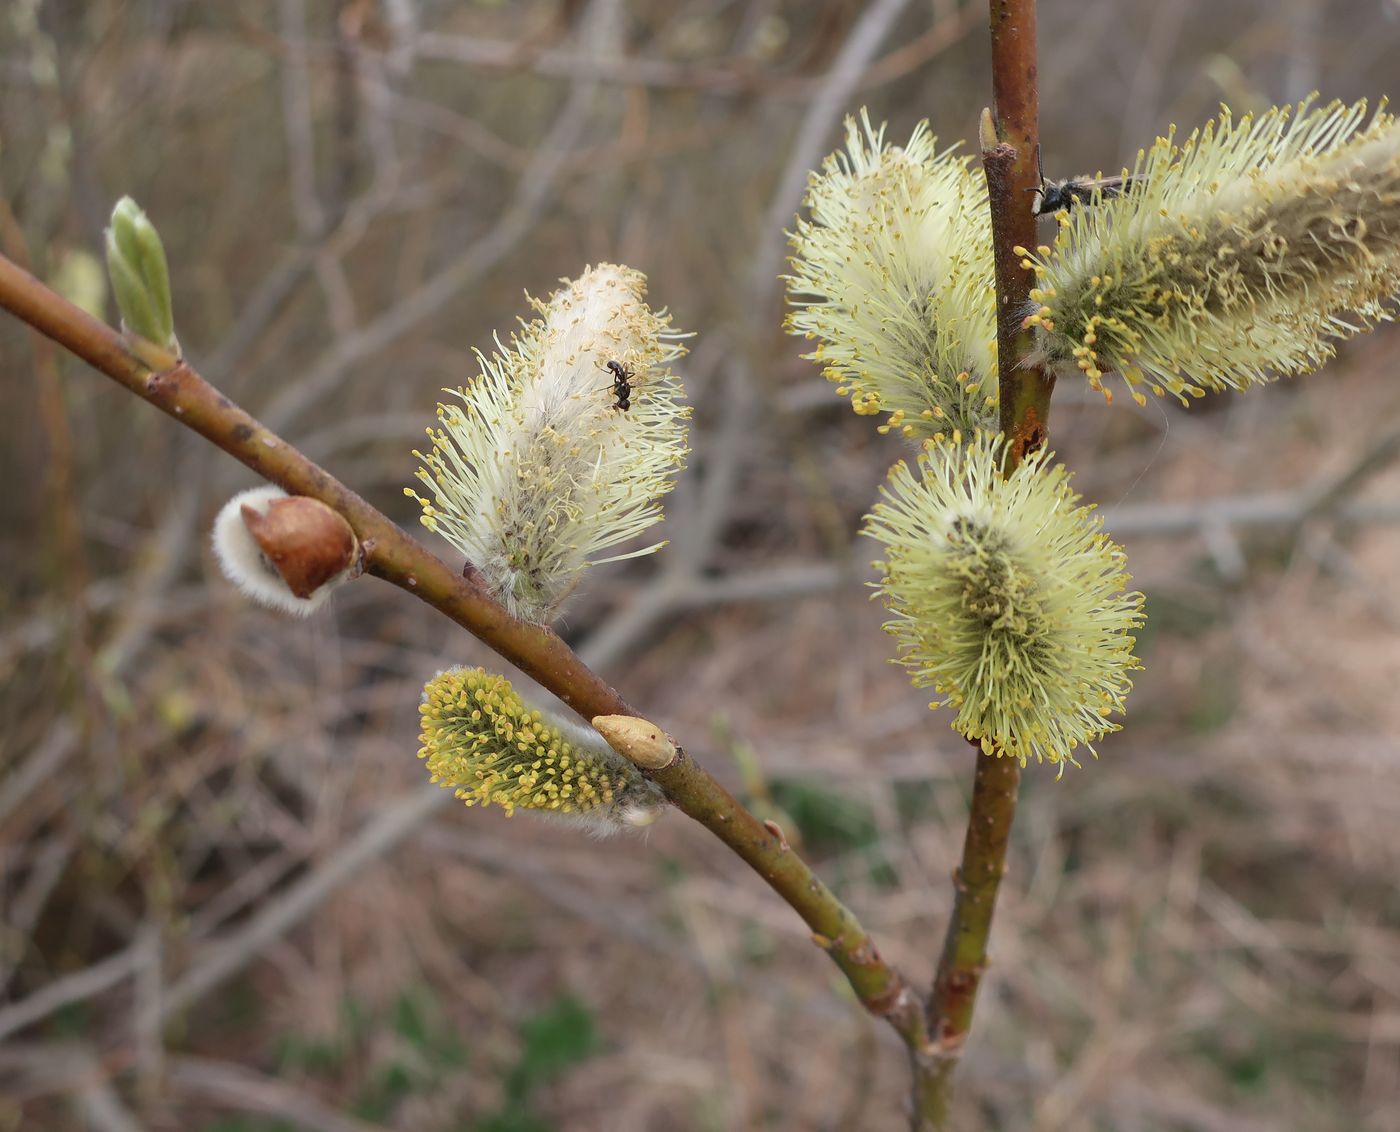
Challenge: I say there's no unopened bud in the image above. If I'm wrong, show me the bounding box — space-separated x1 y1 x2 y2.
240 494 357 598
212 486 359 616
591 714 678 770
977 106 998 153
105 196 177 353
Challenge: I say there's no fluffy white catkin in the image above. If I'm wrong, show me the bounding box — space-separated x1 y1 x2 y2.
408 264 689 623
786 110 998 442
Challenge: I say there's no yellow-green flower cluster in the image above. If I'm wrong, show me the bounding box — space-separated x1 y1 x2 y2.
1023 98 1400 404
420 667 666 831
407 264 689 624
865 434 1144 771
786 111 998 442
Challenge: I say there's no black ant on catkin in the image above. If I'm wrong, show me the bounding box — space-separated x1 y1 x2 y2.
603 359 633 412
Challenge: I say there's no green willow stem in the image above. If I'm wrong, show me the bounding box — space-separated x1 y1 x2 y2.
911 0 1042 1126
0 250 931 1053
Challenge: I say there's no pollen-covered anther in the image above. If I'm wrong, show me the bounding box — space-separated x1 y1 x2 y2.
851 389 882 415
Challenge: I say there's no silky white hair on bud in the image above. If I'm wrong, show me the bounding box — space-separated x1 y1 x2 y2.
408 264 689 624
212 486 341 617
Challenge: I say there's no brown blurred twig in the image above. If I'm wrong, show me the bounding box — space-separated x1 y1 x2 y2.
0 200 98 724
169 1055 389 1132
409 4 979 99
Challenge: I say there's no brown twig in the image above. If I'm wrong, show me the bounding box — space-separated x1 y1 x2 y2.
911 1 1043 1126
917 745 1021 1126
0 249 930 1054
985 2 1051 467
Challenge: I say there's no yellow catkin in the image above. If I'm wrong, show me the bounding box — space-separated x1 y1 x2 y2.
418 668 665 826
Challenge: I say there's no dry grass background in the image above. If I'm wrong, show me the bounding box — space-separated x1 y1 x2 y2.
3 2 1400 1129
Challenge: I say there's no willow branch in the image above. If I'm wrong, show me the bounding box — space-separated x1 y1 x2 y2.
916 746 1020 1125
911 1 1041 1126
985 0 1049 466
0 250 929 1052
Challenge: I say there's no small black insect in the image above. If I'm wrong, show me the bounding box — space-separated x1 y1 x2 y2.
1032 175 1138 216
604 359 633 412
1029 146 1140 217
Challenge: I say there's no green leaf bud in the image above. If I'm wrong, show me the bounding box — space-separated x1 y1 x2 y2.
105 195 177 352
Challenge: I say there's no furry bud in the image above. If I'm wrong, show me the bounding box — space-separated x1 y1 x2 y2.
212 486 359 616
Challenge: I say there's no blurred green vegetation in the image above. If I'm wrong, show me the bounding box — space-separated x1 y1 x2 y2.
201 990 596 1132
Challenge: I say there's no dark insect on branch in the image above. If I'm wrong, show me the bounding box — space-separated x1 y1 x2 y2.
1029 145 1140 217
